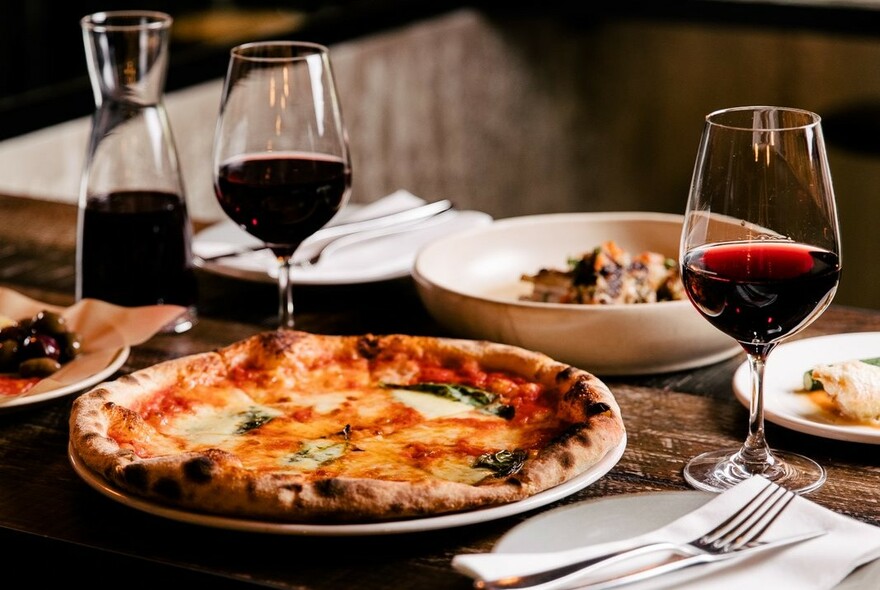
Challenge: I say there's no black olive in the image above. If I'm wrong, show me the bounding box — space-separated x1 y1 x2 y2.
0 324 26 342
19 357 61 377
20 334 60 361
16 317 33 333
30 310 67 337
57 332 83 363
0 340 20 371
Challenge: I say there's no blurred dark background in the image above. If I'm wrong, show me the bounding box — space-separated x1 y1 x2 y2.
7 1 880 142
0 0 467 141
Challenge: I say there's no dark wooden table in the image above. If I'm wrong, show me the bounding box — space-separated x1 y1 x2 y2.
1 195 878 588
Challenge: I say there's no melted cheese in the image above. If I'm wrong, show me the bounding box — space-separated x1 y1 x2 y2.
390 388 478 418
126 381 561 484
164 403 284 447
296 391 351 413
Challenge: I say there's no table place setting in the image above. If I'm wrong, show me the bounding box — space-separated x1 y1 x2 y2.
192 189 493 286
452 476 880 590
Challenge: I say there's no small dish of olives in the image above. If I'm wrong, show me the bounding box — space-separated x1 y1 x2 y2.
0 310 83 377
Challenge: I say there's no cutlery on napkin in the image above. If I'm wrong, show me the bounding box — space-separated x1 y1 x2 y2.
192 189 493 284
453 476 880 589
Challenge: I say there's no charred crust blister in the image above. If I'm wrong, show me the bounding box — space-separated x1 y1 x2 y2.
555 366 577 383
182 456 215 483
356 334 381 359
563 377 596 403
315 478 345 498
121 463 149 491
586 402 612 416
557 422 592 443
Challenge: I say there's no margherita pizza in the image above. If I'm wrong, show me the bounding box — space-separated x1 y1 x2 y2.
69 330 625 523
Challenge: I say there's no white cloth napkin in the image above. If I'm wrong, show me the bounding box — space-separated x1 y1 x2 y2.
452 476 880 589
192 189 492 285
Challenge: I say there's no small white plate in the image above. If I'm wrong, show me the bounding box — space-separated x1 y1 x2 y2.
0 346 130 411
494 491 880 589
68 435 625 536
732 332 880 444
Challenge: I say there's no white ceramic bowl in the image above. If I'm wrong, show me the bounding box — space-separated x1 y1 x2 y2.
412 211 742 376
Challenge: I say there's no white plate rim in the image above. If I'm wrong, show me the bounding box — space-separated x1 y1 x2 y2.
68 434 626 536
494 490 712 553
0 346 130 410
491 490 879 589
414 211 688 309
732 332 880 444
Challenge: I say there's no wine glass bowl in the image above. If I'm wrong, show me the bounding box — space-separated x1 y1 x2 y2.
680 106 842 494
212 41 352 328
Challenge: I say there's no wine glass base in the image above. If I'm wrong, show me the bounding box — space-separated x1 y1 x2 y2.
159 306 197 334
683 446 826 495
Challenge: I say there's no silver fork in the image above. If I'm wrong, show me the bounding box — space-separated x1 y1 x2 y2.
474 481 824 590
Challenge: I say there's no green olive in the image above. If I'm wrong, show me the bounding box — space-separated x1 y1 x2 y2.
19 357 62 377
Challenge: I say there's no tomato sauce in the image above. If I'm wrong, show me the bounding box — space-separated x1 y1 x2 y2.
0 375 40 396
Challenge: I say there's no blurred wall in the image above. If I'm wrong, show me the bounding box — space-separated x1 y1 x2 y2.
332 10 880 310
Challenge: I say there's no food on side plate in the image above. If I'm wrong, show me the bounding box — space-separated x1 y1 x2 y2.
69 330 625 523
804 358 880 423
0 310 83 396
520 240 685 304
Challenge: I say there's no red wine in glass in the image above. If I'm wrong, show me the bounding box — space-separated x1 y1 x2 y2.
215 153 349 257
682 241 840 350
79 190 198 308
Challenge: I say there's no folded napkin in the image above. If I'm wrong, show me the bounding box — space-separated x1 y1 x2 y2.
453 476 880 589
192 189 492 285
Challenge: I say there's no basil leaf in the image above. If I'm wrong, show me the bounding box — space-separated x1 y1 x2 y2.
381 382 515 419
234 407 275 434
474 449 528 477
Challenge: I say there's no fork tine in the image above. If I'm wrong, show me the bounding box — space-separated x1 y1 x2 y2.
726 488 796 550
699 479 775 543
701 481 796 551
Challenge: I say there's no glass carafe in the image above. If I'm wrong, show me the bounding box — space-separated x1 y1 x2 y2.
77 10 197 333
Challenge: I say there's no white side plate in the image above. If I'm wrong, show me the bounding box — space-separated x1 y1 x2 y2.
732 332 880 444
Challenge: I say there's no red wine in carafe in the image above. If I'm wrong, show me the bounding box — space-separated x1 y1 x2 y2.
682 241 840 344
78 191 198 308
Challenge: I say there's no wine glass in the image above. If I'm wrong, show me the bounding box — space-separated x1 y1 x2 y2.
680 106 842 494
212 41 352 329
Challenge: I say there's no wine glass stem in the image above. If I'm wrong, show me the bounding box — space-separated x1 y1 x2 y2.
740 352 772 470
277 255 295 329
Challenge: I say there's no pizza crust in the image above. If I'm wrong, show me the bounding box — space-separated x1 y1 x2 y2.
69 330 625 523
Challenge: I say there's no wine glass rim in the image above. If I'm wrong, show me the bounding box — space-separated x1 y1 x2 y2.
231 41 330 61
81 10 172 30
705 105 821 131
